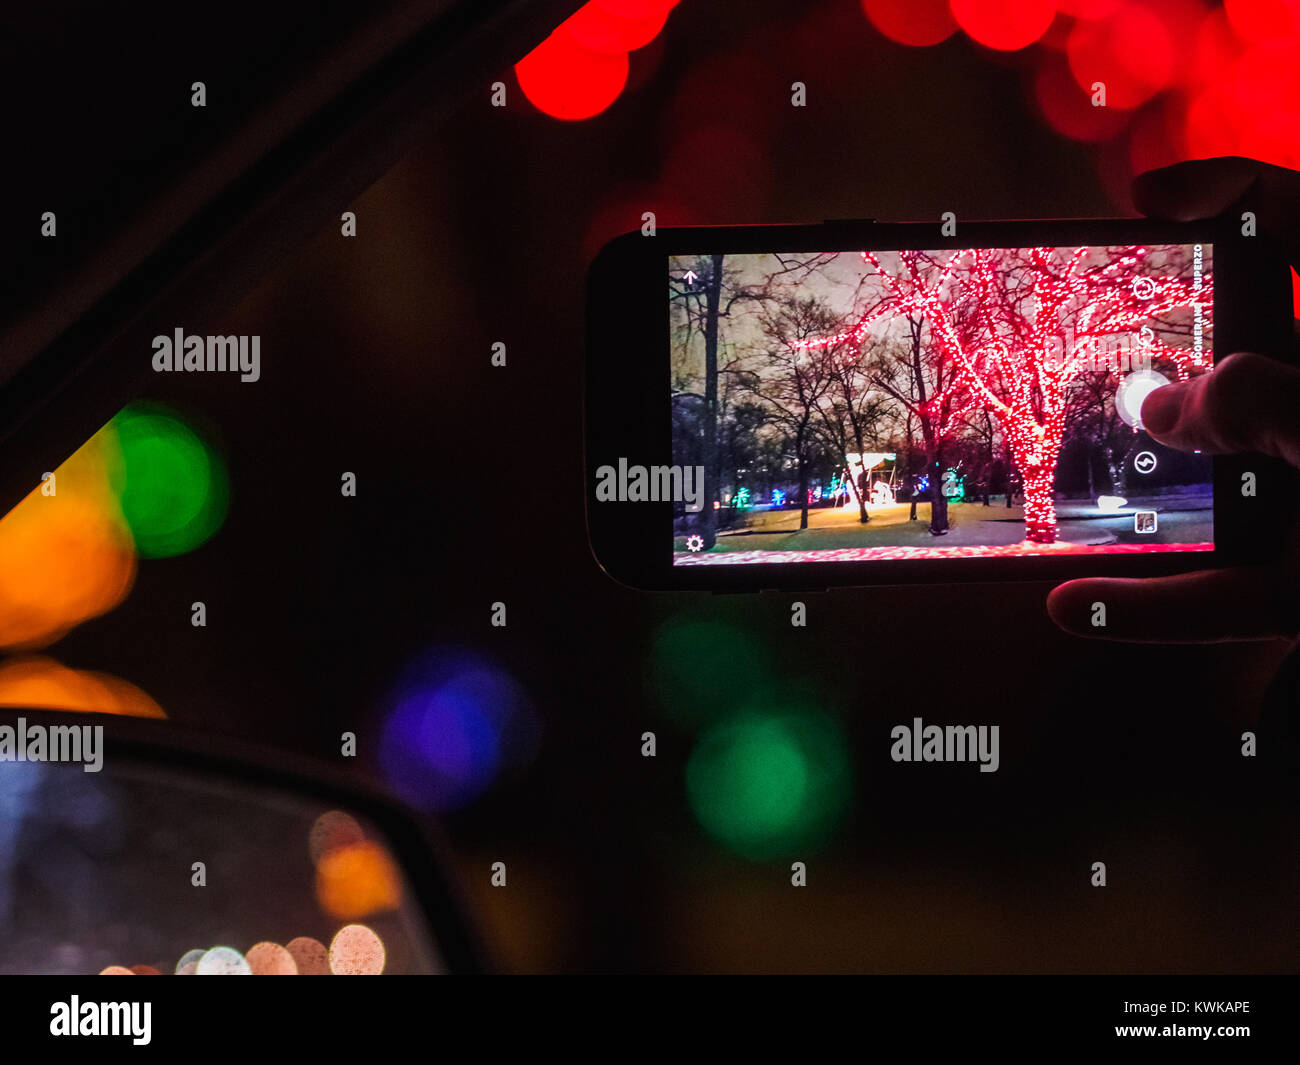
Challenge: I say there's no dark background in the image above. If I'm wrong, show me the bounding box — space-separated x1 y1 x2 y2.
3 0 1298 972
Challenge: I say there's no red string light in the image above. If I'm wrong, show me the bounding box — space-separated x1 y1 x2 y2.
795 246 1211 543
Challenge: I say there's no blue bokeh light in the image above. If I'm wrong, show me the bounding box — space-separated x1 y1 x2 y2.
378 648 538 811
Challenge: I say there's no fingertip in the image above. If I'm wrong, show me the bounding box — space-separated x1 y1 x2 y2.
1139 382 1183 437
1045 585 1072 632
1049 568 1291 643
1046 578 1100 636
1131 166 1182 220
1048 577 1156 640
1131 157 1259 221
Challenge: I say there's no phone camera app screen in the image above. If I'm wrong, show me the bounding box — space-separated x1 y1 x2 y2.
668 244 1212 565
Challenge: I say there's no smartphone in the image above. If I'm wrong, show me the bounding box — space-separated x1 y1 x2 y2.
585 217 1295 590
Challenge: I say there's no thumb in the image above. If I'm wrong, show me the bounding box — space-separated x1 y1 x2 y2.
1140 352 1300 470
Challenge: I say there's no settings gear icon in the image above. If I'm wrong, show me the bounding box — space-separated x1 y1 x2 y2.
685 534 704 553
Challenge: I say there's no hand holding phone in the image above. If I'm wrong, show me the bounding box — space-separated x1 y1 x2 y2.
1047 158 1300 642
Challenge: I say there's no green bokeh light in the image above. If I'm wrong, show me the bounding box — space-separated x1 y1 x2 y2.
648 617 771 726
109 405 228 558
686 709 852 862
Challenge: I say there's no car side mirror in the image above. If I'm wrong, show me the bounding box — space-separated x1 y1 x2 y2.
0 709 484 975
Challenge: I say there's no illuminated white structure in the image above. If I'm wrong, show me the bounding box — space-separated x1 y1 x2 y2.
843 453 897 509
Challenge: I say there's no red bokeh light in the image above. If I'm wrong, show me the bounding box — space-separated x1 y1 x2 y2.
515 32 630 120
561 3 670 53
1190 6 1241 87
1037 14 1074 52
1183 82 1245 159
1127 94 1188 176
1033 53 1131 141
1291 267 1300 319
1055 0 1123 15
662 123 769 221
592 0 679 17
1139 0 1212 86
1230 42 1300 168
665 50 779 147
1223 0 1300 44
1092 135 1139 210
1180 34 1300 170
859 0 958 47
950 0 1057 51
582 186 698 262
1066 5 1174 110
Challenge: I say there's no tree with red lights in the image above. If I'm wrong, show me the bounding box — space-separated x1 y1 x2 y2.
801 245 1211 543
858 310 972 535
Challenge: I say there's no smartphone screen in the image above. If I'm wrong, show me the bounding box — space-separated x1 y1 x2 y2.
665 243 1213 568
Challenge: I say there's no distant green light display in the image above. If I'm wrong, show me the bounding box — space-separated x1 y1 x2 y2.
110 405 228 558
686 710 851 861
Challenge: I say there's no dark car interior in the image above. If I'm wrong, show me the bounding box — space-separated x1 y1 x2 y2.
1 0 1297 1032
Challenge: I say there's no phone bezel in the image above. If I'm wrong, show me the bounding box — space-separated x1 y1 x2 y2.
585 217 1294 591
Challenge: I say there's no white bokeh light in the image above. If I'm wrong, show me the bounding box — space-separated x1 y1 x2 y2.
1115 369 1170 430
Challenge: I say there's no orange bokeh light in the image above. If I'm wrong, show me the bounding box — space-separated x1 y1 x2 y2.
285 937 331 975
246 942 299 975
0 429 135 650
309 810 366 864
0 657 166 718
315 840 403 920
328 924 386 976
